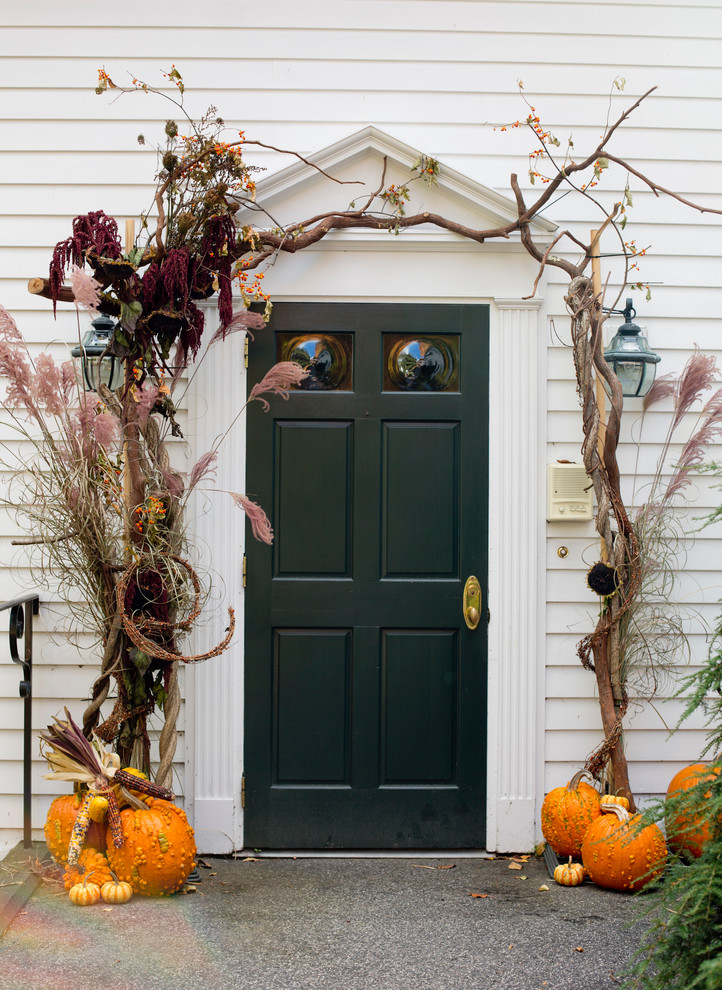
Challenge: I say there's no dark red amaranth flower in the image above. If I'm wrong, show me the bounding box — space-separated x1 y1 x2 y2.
161 248 192 309
177 301 205 365
48 212 122 314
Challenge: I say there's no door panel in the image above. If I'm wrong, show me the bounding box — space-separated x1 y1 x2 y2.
382 421 459 577
245 303 489 849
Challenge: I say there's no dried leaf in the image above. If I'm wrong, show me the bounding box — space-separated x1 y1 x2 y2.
241 857 262 862
517 875 528 880
538 884 550 891
437 864 456 870
411 864 436 870
469 892 490 898
509 862 523 870
575 947 584 953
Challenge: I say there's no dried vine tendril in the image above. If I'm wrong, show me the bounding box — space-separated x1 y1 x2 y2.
116 555 235 663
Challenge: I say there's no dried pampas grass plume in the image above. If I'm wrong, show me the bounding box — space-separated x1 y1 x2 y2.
249 361 308 410
231 492 274 544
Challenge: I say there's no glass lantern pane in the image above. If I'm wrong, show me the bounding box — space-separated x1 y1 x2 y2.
613 360 644 396
383 334 459 392
277 333 353 391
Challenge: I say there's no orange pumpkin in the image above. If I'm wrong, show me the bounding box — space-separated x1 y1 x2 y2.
44 792 107 864
63 847 113 891
541 770 602 858
665 763 721 859
68 880 101 906
553 859 585 886
581 801 667 892
101 876 134 904
106 797 196 896
601 794 630 812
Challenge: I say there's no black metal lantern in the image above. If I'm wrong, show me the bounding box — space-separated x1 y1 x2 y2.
603 299 661 398
71 314 124 392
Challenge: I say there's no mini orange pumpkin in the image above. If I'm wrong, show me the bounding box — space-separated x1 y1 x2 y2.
553 859 585 887
665 762 721 859
68 880 101 906
106 797 196 896
581 801 667 892
601 794 630 812
101 875 134 904
44 792 107 864
541 770 602 858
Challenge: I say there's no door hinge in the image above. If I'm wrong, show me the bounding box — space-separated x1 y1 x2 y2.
242 553 247 588
244 335 249 369
241 773 246 809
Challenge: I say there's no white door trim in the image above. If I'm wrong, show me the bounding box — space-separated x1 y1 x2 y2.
187 289 546 854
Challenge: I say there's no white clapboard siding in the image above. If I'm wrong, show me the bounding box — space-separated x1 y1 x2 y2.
2 0 722 853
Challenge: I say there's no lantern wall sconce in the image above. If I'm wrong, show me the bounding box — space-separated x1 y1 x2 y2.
71 314 124 392
603 298 661 398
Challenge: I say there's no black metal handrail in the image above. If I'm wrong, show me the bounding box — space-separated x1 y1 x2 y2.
1 593 40 848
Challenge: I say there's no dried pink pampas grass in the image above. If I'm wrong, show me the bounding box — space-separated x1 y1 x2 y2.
671 348 718 429
69 396 120 457
31 353 66 418
642 373 677 412
133 381 160 426
249 362 308 411
231 492 274 544
0 310 36 415
0 305 22 343
208 309 265 348
70 265 102 315
188 450 218 491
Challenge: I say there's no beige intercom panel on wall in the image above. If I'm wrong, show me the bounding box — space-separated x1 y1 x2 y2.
546 463 594 522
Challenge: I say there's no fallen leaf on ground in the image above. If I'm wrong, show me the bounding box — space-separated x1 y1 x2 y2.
437 864 456 870
241 857 262 862
197 857 213 869
516 875 528 880
411 864 456 870
468 892 490 898
575 947 584 953
538 884 550 891
509 862 523 870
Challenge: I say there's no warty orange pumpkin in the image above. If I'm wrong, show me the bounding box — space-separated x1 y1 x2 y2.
44 792 107 864
63 848 113 891
541 770 602 858
581 801 667 892
665 762 721 859
106 797 196 896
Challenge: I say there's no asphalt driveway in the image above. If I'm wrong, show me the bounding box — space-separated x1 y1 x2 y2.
0 849 650 990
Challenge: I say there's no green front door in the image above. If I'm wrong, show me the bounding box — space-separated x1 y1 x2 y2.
244 302 489 848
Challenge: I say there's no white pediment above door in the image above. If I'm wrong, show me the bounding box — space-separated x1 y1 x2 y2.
238 124 557 248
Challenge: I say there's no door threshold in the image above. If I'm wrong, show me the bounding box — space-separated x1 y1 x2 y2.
236 849 495 859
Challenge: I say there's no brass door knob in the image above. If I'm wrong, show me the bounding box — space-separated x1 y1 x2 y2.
463 576 482 630
465 606 480 628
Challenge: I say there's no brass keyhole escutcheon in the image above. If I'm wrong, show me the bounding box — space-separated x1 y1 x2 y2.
463 576 482 630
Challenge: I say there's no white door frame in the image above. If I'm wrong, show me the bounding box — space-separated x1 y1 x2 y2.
185 245 547 854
